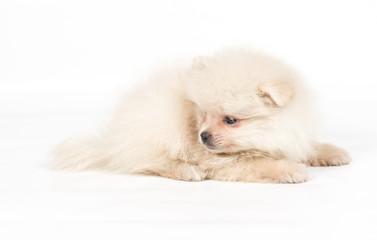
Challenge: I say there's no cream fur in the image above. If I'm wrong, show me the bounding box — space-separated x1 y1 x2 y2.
53 48 351 183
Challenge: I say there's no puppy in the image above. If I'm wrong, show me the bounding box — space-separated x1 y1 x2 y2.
53 48 351 183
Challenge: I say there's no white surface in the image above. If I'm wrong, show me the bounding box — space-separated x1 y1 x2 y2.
1 0 377 239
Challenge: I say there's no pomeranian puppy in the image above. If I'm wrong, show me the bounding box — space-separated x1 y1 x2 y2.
53 48 351 183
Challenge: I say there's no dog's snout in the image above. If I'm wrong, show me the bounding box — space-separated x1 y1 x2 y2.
200 131 211 143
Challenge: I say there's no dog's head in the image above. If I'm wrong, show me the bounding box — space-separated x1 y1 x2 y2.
185 49 315 158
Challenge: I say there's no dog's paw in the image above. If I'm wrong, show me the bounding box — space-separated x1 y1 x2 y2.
257 160 309 184
307 143 351 167
181 165 207 181
274 162 308 184
158 163 206 182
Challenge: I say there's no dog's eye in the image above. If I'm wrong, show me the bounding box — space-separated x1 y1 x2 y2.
224 116 238 125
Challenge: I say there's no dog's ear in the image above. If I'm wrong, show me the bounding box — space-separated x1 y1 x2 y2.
191 56 207 70
257 80 295 107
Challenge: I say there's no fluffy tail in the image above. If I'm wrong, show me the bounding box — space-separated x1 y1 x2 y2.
51 136 106 171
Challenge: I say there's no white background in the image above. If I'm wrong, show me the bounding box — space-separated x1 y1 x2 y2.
1 0 376 239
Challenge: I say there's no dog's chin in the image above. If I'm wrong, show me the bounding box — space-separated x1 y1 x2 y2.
202 144 233 154
200 142 220 152
204 146 223 153
199 138 244 154
203 143 251 155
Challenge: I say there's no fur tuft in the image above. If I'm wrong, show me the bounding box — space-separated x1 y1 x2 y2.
52 137 105 171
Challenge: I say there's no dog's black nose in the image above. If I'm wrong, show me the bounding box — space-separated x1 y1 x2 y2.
200 131 211 143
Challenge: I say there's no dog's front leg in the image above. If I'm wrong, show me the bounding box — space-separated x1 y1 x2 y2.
209 157 308 184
